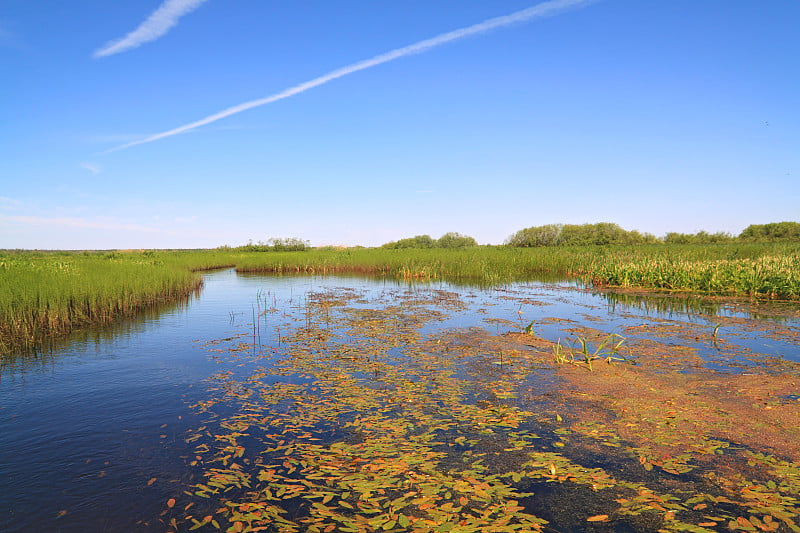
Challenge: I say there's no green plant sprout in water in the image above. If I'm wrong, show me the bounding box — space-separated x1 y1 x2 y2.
548 333 635 371
574 333 632 371
523 320 534 336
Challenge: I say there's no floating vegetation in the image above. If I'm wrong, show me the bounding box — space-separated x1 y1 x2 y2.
174 286 800 533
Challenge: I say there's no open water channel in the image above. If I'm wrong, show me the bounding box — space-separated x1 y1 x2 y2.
2 269 799 532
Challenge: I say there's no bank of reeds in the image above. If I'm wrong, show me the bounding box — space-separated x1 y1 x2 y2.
589 254 800 298
3 243 799 355
234 244 800 297
233 247 589 284
0 250 242 354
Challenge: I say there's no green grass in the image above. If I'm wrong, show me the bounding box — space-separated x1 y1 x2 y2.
0 250 242 354
233 247 590 284
2 243 799 355
233 243 800 297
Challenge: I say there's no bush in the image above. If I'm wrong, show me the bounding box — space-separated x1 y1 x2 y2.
235 238 309 252
739 222 800 242
382 233 478 249
436 232 478 248
505 223 652 247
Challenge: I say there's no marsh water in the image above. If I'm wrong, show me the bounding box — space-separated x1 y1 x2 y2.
2 269 800 532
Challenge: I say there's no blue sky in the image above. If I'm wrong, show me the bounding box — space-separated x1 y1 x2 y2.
1 0 798 249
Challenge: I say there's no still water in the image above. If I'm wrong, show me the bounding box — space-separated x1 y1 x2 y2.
1 270 799 532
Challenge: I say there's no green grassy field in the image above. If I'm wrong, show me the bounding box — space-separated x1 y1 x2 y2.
2 243 799 354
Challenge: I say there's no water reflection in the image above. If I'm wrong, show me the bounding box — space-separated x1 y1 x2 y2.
0 288 200 373
598 288 800 323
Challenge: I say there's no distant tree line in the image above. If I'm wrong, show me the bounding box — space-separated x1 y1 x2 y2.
739 222 800 242
505 222 800 247
217 222 800 251
663 231 733 244
665 222 800 244
382 232 478 249
222 237 310 252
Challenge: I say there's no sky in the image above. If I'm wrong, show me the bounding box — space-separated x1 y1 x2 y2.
1 0 798 249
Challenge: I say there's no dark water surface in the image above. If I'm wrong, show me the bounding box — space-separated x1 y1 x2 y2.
1 270 799 532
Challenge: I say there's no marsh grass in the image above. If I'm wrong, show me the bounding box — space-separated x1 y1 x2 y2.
0 250 244 354
3 243 799 355
590 253 800 298
234 244 800 297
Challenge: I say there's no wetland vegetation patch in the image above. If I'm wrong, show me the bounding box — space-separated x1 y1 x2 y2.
174 286 800 533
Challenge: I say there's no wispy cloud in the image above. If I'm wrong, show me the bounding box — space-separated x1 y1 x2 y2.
80 133 152 145
80 162 103 175
93 0 210 58
107 0 595 152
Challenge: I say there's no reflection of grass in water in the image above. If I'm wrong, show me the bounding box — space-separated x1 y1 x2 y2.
177 288 800 533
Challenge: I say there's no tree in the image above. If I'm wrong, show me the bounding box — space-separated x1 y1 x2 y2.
436 232 478 248
739 222 800 242
382 235 436 249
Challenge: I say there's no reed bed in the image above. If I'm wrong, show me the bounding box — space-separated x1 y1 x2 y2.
2 252 206 354
233 244 800 297
589 254 800 298
233 247 590 284
3 243 799 355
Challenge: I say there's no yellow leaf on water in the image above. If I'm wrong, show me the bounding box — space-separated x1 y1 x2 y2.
167 498 176 508
587 515 609 522
56 510 68 519
147 477 157 486
737 517 754 528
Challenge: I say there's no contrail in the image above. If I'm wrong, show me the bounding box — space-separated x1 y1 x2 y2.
94 0 210 58
107 0 594 152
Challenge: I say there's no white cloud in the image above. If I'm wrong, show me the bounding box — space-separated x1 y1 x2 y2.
107 0 595 152
80 133 151 145
80 161 102 175
93 0 210 58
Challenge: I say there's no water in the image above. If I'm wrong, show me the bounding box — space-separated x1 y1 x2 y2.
1 270 799 532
